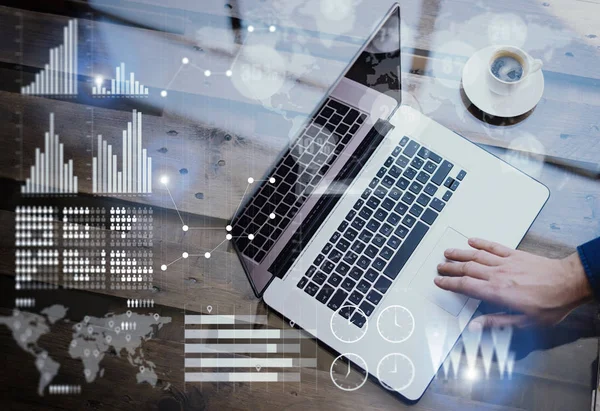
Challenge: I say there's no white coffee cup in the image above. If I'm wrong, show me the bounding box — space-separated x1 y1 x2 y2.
487 46 543 95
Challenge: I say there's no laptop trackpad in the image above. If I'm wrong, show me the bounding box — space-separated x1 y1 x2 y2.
411 227 471 316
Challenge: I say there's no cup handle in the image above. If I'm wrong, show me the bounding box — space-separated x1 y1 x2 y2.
530 58 543 73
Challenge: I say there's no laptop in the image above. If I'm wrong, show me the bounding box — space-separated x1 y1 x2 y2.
231 4 549 400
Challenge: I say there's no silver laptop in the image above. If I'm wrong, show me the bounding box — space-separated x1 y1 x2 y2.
231 4 548 400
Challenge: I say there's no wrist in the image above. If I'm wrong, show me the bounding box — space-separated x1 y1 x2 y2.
561 252 594 306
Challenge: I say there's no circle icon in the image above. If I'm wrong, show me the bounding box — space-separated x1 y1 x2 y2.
330 305 368 343
376 353 415 392
376 305 415 343
330 353 368 391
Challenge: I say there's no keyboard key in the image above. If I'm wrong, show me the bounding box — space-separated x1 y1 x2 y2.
357 255 371 269
400 136 409 146
366 290 383 305
387 212 401 226
382 198 395 211
357 280 370 293
327 273 343 287
343 108 360 124
417 147 430 160
409 181 423 194
336 239 350 252
358 229 373 243
444 177 455 188
297 277 308 289
331 113 343 125
411 157 424 169
306 266 317 278
349 267 364 281
394 203 408 215
350 312 367 328
451 180 460 191
316 286 335 304
322 261 335 274
343 228 358 242
314 254 325 266
369 178 380 189
349 291 363 305
431 160 454 185
402 215 417 228
374 276 392 294
345 210 357 221
424 161 437 174
409 204 424 217
392 146 402 157
341 277 356 292
382 175 395 188
372 258 386 271
377 167 386 178
367 197 381 209
374 186 387 199
365 245 378 258
365 269 379 282
372 234 385 247
353 199 365 210
374 209 388 222
304 282 319 296
328 99 349 115
424 183 437 196
330 232 341 244
351 218 366 231
389 188 402 200
362 188 372 199
329 249 343 263
394 225 409 238
387 236 402 249
342 252 358 266
336 123 349 135
403 167 418 180
442 190 453 201
421 208 439 225
384 156 394 167
380 246 394 260
457 170 467 181
383 222 429 280
396 177 410 190
401 192 416 205
416 171 430 184
389 165 401 178
395 156 409 168
359 301 375 317
359 208 373 220
379 223 393 236
351 241 366 254
321 107 334 118
417 193 431 207
314 271 328 285
403 141 420 157
339 305 355 319
431 198 446 212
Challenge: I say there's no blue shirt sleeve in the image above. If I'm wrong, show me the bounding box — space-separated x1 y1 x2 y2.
577 237 600 299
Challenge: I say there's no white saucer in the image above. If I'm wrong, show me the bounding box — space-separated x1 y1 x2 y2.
462 46 544 118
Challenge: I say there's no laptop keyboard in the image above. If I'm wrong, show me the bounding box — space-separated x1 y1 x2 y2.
296 136 467 328
232 98 367 263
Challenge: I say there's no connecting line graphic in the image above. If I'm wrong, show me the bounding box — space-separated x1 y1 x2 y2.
160 175 277 271
160 24 277 98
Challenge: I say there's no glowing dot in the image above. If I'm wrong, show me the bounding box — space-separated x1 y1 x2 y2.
465 367 479 380
204 70 211 77
269 25 277 32
182 252 189 259
95 76 103 86
226 225 232 232
247 177 254 184
225 70 233 77
248 234 255 240
269 177 276 184
269 213 276 219
182 57 189 64
160 176 169 185
161 264 167 271
226 234 233 240
248 25 255 32
160 90 168 97
204 252 211 259
182 225 189 232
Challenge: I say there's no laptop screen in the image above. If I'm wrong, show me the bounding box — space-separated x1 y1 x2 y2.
344 6 402 106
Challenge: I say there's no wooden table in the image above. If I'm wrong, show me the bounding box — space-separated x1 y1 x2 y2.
0 0 599 410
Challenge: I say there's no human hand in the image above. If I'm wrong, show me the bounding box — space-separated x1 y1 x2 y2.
434 238 593 329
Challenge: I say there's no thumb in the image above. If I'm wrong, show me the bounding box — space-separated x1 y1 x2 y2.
469 314 529 331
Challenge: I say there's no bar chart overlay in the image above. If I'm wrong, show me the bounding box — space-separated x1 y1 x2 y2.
22 113 78 195
92 110 152 195
21 19 78 96
93 63 149 97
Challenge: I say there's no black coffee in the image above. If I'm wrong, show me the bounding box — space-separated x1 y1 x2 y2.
490 55 523 82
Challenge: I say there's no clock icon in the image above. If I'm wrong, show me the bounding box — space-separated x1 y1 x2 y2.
376 305 415 343
330 353 368 391
376 353 415 392
330 305 368 343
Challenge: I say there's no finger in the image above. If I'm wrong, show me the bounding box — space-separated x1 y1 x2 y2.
444 248 502 266
434 276 505 305
468 238 513 258
437 261 494 280
468 314 529 331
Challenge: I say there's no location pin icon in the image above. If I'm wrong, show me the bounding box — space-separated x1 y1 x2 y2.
153 313 159 321
125 334 131 342
256 365 261 372
207 305 213 314
289 320 295 328
139 366 145 373
126 310 132 318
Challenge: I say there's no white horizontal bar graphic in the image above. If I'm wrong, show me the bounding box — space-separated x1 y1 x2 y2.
185 315 268 325
184 358 317 368
185 372 301 382
185 329 280 339
185 344 301 353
